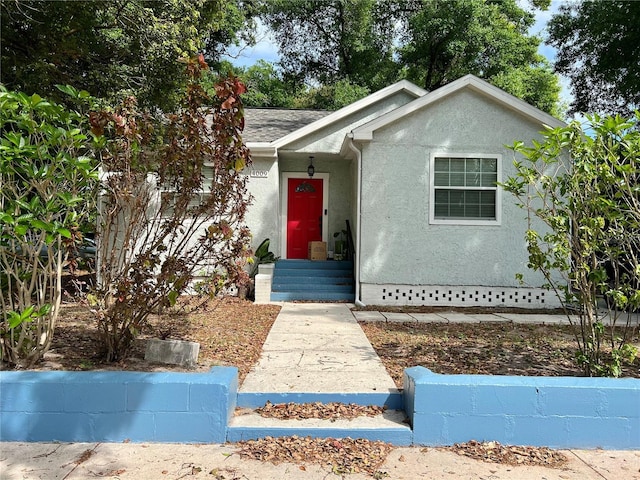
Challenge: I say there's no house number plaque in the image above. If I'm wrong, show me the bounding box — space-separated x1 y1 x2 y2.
249 170 269 178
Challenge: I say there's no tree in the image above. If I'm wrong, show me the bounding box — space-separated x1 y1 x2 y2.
259 0 399 91
547 1 640 117
294 79 370 110
259 0 561 116
396 0 560 115
0 0 254 110
91 56 253 361
212 60 303 108
502 114 640 377
0 86 98 367
211 60 370 110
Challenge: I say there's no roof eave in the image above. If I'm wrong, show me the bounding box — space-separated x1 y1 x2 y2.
247 142 277 158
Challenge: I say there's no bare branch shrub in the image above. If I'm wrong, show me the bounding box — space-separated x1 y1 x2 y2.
90 56 253 361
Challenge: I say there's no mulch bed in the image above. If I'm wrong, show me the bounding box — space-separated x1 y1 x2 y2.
359 319 640 387
29 297 281 384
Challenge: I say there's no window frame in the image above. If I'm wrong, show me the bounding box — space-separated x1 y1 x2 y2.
428 152 502 226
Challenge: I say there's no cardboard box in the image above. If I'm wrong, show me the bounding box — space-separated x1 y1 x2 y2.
308 241 327 261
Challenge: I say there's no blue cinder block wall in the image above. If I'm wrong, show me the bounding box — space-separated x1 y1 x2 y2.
404 366 640 449
0 367 238 443
2 365 639 448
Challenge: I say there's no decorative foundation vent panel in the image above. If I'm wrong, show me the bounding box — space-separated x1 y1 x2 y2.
361 284 561 308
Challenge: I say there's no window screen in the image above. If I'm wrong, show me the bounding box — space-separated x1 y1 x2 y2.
432 156 499 222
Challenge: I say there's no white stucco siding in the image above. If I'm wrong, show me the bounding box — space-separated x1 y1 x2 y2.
243 158 281 256
284 92 417 154
359 89 552 288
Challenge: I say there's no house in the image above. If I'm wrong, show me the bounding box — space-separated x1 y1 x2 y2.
242 74 566 308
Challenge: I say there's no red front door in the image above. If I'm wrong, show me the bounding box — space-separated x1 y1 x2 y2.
287 178 323 259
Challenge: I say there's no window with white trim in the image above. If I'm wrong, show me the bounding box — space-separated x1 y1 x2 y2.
429 153 501 225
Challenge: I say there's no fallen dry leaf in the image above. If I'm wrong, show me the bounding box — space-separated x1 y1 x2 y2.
236 436 393 476
255 401 385 421
74 449 94 465
447 440 568 468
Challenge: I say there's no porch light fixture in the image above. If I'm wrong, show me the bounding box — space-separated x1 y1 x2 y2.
307 156 315 178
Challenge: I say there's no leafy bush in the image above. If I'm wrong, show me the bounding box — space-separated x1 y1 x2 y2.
503 113 639 376
0 86 98 367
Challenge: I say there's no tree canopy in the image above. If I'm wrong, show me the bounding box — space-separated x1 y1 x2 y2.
259 0 398 91
213 60 370 110
259 0 562 116
547 0 640 117
1 0 563 115
0 0 255 110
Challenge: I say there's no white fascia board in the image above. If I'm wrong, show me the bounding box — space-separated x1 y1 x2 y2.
465 76 566 129
272 80 427 149
339 133 360 158
247 142 277 158
351 74 566 142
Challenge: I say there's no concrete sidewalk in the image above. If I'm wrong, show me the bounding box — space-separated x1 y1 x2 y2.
1 441 638 479
240 302 397 394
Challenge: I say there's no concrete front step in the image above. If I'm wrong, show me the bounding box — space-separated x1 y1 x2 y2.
237 392 404 410
227 409 412 445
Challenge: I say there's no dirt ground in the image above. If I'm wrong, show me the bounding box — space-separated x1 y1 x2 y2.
22 299 639 385
27 298 281 383
356 305 640 386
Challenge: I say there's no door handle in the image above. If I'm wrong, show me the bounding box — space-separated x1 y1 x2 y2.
319 216 322 237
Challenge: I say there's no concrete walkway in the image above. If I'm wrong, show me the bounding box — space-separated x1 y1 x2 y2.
241 302 397 394
353 309 640 325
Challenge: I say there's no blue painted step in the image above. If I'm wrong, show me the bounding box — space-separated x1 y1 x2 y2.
227 413 412 445
271 284 353 293
270 260 355 302
270 291 355 302
229 392 411 445
275 260 353 270
272 275 352 285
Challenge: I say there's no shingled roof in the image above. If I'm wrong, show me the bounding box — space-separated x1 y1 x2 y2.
243 108 331 143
